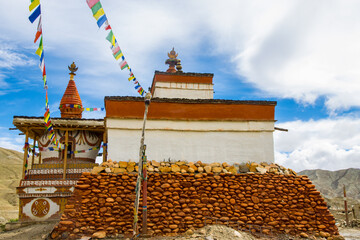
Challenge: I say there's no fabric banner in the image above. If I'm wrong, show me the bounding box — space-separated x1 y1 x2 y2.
85 0 146 97
39 143 107 154
59 104 105 111
28 0 61 149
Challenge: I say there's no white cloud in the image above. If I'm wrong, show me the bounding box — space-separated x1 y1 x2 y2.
274 117 360 171
236 1 360 112
2 0 360 112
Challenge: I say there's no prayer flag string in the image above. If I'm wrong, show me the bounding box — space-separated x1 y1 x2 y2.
59 104 105 112
28 0 63 149
86 0 146 97
39 143 107 154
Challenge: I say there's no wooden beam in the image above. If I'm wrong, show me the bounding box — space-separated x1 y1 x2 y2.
22 128 29 179
31 136 36 167
103 131 107 163
63 130 69 180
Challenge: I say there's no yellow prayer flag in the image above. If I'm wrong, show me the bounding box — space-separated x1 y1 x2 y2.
35 46 43 57
115 52 123 60
29 0 40 12
93 8 105 20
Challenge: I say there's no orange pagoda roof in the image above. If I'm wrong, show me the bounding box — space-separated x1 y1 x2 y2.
59 62 83 118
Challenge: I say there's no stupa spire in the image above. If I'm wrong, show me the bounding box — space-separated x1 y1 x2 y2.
165 47 180 73
59 62 83 118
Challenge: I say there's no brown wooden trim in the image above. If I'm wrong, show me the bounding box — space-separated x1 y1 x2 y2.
103 131 107 163
106 100 275 121
42 157 96 164
31 137 36 167
22 128 29 179
63 130 68 180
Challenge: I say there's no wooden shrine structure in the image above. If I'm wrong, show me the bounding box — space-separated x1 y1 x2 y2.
13 63 107 221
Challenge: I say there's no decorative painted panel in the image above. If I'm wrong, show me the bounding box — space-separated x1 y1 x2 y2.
22 198 59 221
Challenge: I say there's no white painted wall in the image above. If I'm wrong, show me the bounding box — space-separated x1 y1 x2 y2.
106 119 275 164
153 82 214 99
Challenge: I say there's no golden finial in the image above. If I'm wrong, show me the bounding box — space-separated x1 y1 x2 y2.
167 47 178 59
176 59 183 72
68 62 78 75
165 48 179 73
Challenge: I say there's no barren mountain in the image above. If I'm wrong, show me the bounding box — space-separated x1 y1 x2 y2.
299 168 360 199
0 147 23 223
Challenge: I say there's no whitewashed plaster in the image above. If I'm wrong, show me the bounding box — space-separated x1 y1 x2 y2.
106 119 275 164
153 82 214 99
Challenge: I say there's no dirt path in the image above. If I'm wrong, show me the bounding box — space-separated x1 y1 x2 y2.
0 222 56 240
339 227 360 240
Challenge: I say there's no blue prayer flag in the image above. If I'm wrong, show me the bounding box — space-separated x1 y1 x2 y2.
97 14 107 28
29 5 41 23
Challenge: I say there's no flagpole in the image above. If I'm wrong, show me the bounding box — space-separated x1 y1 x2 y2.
133 92 151 237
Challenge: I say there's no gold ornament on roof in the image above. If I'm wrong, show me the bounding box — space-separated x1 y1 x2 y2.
167 47 178 59
165 48 180 73
68 62 78 75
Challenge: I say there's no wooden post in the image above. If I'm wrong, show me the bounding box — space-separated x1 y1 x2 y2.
22 129 29 179
344 185 349 226
39 152 42 164
31 136 36 167
142 146 148 235
102 131 107 163
133 93 151 236
62 130 69 180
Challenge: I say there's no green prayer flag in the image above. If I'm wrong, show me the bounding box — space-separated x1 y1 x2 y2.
106 31 114 43
91 1 102 15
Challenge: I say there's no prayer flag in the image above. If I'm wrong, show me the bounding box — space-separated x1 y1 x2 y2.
86 0 99 8
47 126 53 132
138 87 144 95
35 36 43 56
120 60 128 70
91 1 102 15
104 20 111 30
93 8 104 20
113 51 123 60
134 84 140 89
43 75 47 87
34 19 42 43
97 14 107 28
29 0 40 12
111 45 120 55
128 76 135 81
29 5 41 23
42 64 46 77
106 30 116 46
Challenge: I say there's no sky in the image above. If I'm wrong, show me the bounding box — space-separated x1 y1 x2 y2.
0 0 360 172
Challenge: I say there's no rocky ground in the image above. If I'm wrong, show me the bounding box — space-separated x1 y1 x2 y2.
1 223 359 240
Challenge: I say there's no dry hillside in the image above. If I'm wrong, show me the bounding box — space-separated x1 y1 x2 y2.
0 147 23 224
299 168 360 199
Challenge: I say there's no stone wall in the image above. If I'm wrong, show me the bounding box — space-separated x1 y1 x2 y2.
50 172 339 239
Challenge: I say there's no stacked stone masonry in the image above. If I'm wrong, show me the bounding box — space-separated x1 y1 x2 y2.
51 170 339 239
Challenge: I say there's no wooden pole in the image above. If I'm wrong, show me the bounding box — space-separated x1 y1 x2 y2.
133 93 151 236
22 129 29 179
62 130 69 180
102 131 107 163
31 136 36 167
142 145 148 235
344 185 349 226
39 152 42 164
